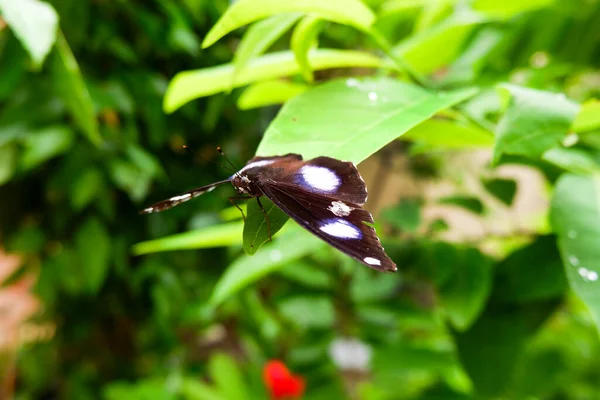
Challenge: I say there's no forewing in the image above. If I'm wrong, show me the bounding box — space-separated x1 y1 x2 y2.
139 179 231 214
267 156 368 205
258 182 396 272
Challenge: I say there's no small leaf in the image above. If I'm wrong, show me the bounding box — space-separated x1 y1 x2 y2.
243 197 290 255
551 173 600 335
19 125 74 171
51 32 102 146
257 77 477 163
180 378 224 400
75 217 111 294
209 354 249 400
232 13 301 83
237 80 308 110
210 227 324 306
70 168 105 210
481 177 517 206
542 147 600 174
492 84 580 164
572 100 600 133
291 16 325 82
439 195 484 215
473 0 554 19
0 0 58 68
201 0 375 48
132 221 243 255
164 49 388 112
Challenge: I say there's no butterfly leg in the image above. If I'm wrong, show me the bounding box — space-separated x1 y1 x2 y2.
228 196 252 222
256 197 272 241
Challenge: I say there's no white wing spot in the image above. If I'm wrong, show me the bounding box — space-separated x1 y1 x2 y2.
328 201 352 217
169 193 192 202
236 159 275 175
300 165 340 192
319 219 361 239
363 257 381 266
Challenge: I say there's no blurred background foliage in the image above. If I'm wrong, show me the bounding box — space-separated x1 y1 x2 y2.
1 0 600 399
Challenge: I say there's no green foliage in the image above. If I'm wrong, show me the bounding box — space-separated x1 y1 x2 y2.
2 0 600 399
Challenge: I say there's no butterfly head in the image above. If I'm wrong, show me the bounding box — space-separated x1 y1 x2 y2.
232 173 260 196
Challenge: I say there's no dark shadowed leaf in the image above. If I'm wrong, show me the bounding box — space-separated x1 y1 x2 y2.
481 177 517 206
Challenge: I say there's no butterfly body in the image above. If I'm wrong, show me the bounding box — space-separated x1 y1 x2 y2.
141 154 396 272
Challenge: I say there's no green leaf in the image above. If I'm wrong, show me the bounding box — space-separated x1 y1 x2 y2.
243 197 290 255
439 195 484 215
237 80 308 110
381 198 422 233
257 77 477 163
51 32 102 146
454 299 559 397
0 143 17 185
542 147 600 174
19 125 74 171
210 227 324 306
164 49 388 112
70 168 105 210
201 0 375 48
75 217 111 294
403 119 493 151
180 378 224 400
276 260 332 289
278 295 335 329
0 0 58 68
551 174 600 334
494 235 567 303
232 13 301 83
291 16 325 82
492 84 580 165
439 247 493 331
481 177 517 206
572 100 600 133
473 0 554 19
208 354 249 400
392 13 484 75
132 221 243 255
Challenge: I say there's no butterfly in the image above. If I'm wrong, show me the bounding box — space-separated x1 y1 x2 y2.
140 154 397 272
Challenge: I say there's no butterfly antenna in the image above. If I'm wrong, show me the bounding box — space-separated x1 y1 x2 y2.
183 145 236 173
217 147 239 173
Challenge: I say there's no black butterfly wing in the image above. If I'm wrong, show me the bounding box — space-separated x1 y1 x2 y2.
257 181 396 272
140 179 231 214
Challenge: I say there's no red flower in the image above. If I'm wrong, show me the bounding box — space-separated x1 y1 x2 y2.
263 360 305 400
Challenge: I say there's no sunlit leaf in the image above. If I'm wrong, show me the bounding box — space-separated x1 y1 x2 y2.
257 77 477 163
132 221 243 255
473 0 554 19
291 16 325 82
572 100 600 133
164 49 388 113
0 0 58 67
403 118 493 151
237 80 308 110
232 13 301 84
202 0 375 48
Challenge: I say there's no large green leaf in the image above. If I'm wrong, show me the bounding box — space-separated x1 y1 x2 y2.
201 0 375 48
208 354 249 400
51 32 102 146
237 80 308 110
551 174 600 334
164 49 388 113
209 227 324 306
232 13 301 83
0 0 58 68
492 85 580 165
256 77 477 163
